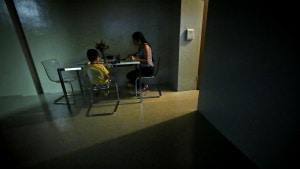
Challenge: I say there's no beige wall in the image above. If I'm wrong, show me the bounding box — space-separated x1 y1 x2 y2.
177 0 203 91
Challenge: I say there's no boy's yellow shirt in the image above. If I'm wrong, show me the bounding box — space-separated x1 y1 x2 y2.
85 63 109 85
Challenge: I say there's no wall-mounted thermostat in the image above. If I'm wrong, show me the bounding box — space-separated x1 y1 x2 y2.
186 28 194 40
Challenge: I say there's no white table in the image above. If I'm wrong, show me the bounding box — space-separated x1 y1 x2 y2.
58 61 141 111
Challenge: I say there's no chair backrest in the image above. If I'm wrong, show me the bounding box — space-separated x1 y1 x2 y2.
85 64 110 87
41 59 61 82
86 66 111 92
153 57 160 76
85 65 94 83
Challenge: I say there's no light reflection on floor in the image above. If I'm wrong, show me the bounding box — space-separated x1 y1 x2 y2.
0 87 259 169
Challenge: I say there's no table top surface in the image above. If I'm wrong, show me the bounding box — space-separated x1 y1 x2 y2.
107 61 140 66
60 61 140 71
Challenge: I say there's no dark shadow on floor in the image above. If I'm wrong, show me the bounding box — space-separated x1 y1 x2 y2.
3 111 260 169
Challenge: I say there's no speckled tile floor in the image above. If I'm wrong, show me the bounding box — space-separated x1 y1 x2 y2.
0 86 259 169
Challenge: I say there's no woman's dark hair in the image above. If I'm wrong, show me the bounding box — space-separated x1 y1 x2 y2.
87 49 99 62
132 31 148 44
132 31 155 61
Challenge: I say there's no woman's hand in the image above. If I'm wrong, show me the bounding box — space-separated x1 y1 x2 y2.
131 56 137 61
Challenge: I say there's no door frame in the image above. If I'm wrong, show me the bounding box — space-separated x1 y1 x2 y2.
197 0 209 89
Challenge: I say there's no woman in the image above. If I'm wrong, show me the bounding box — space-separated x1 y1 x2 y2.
126 31 155 94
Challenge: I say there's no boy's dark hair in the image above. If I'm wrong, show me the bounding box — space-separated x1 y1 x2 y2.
87 49 99 62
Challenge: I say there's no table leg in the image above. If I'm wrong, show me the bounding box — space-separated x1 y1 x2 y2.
57 68 71 110
76 70 84 94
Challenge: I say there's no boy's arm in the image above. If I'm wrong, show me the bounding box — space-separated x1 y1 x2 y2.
104 73 110 80
102 65 110 80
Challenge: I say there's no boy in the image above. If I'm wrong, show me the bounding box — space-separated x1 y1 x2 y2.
85 49 110 86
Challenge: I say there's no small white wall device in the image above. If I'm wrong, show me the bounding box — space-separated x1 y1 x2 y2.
186 28 194 40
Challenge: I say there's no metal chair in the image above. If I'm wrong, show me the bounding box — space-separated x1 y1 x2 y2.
41 59 77 104
135 57 162 98
85 65 120 117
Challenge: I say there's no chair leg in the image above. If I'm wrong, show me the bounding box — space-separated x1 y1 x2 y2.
113 82 120 113
142 86 162 98
113 100 120 114
86 105 92 117
115 82 120 101
85 89 93 117
136 77 162 99
53 82 76 104
86 83 120 117
134 78 138 96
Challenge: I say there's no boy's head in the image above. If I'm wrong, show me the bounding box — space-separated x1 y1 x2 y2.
87 49 99 62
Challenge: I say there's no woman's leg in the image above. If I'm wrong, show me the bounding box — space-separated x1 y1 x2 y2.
141 67 155 77
126 68 139 85
127 67 155 89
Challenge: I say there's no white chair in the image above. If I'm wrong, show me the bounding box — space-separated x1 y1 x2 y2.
85 65 120 117
41 59 77 104
135 57 162 98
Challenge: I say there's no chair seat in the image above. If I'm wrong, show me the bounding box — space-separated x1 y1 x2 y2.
91 84 110 90
141 75 155 79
